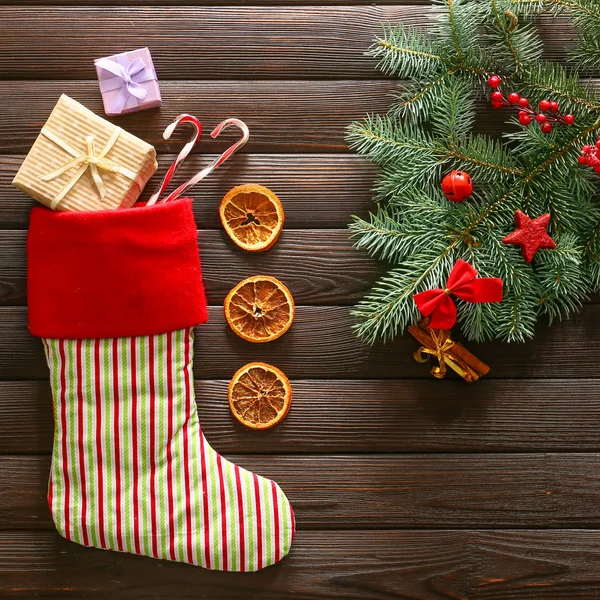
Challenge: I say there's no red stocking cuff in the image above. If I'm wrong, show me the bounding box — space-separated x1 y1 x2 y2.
27 198 208 339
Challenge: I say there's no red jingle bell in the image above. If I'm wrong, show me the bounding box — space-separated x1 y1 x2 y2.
441 170 473 202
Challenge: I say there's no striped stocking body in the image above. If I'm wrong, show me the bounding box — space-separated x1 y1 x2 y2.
43 327 294 571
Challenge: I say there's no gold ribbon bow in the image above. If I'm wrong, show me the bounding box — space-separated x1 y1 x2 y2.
413 328 473 380
40 126 142 209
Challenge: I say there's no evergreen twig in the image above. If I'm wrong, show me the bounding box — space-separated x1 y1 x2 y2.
348 0 600 344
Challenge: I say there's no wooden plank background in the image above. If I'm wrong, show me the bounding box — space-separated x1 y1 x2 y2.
1 1 599 598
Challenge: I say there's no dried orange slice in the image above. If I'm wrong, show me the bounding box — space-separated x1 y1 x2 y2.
224 275 295 343
219 184 284 252
228 362 292 430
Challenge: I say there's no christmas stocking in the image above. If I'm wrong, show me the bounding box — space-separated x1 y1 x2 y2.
27 199 295 570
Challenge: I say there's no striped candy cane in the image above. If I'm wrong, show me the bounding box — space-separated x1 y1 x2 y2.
149 118 249 205
146 114 202 207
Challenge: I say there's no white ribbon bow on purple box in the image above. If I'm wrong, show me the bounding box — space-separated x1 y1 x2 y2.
95 48 161 116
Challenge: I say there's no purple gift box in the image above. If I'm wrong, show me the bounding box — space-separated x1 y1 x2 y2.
94 47 161 116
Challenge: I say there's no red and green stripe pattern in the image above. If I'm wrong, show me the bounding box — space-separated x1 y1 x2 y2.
43 327 295 570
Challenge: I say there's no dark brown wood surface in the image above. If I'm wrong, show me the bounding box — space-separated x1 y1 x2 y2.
3 453 600 529
1 1 600 599
0 8 578 79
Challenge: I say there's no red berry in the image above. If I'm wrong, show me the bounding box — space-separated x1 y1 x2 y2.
541 123 553 134
536 113 547 123
508 92 520 104
579 155 587 165
550 101 559 112
518 97 529 108
595 141 600 150
491 91 504 102
518 111 532 125
583 145 592 154
563 114 575 125
539 99 551 112
595 165 600 174
488 75 501 88
491 100 503 109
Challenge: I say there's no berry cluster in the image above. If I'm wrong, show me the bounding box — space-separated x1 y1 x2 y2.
487 75 574 134
578 138 600 174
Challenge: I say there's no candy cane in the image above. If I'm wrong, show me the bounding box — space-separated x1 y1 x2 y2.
159 118 249 203
146 114 202 206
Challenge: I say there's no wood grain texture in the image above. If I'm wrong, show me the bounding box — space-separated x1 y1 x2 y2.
1 304 600 380
2 453 600 530
0 0 433 4
0 529 469 599
0 154 376 229
0 80 397 154
0 530 468 600
2 379 600 455
468 530 600 600
2 3 600 596
2 79 597 155
3 529 600 599
0 8 577 80
0 229 377 306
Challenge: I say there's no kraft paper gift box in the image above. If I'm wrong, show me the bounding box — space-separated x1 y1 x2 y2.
95 47 162 116
12 94 157 212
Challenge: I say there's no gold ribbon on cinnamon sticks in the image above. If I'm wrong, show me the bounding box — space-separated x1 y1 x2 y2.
408 318 490 382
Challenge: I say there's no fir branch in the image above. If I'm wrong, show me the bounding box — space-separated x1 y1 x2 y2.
487 0 544 74
447 136 525 181
351 121 600 343
447 0 466 61
392 68 456 121
495 288 539 341
584 216 600 269
346 115 440 167
432 0 486 59
349 206 450 264
349 4 600 345
458 302 502 342
373 163 446 202
447 149 522 176
515 61 600 113
535 233 589 321
459 236 540 341
572 38 600 74
368 24 449 79
513 0 600 20
465 118 600 237
352 254 456 344
493 5 524 73
430 77 476 139
512 0 600 71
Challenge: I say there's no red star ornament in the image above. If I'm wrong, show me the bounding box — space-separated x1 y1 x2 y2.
502 210 556 263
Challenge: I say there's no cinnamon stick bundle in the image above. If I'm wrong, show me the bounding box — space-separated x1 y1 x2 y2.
407 318 490 382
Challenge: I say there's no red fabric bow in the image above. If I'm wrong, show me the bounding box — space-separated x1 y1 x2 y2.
413 259 503 329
